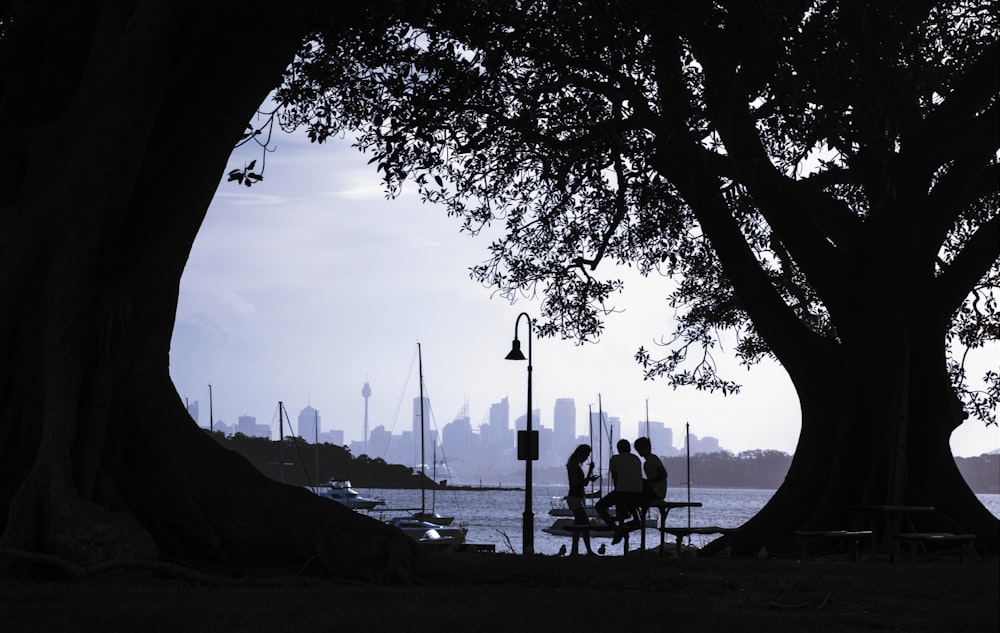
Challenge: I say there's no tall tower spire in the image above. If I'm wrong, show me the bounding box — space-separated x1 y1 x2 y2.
361 380 372 456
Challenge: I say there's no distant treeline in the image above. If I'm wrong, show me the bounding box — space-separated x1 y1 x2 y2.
659 450 998 494
214 432 999 495
662 450 792 490
536 449 998 494
955 453 1000 494
209 432 433 489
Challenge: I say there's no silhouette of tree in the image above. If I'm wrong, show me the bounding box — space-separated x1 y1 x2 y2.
278 1 998 553
0 2 416 579
1 1 995 573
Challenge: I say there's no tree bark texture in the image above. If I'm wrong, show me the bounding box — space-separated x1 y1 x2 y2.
0 1 416 579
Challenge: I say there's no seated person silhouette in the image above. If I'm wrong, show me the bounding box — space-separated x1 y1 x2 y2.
634 436 667 504
595 439 643 545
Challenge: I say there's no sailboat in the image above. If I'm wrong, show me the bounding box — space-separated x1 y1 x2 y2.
386 343 467 545
409 438 455 525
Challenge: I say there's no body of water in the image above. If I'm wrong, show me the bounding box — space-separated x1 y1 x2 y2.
366 485 1000 555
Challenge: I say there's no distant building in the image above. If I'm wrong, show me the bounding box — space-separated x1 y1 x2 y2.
684 433 721 455
488 397 510 452
236 414 270 438
442 407 474 462
186 400 199 424
553 398 576 460
298 405 320 441
637 420 675 456
213 419 235 436
319 429 344 446
368 424 392 458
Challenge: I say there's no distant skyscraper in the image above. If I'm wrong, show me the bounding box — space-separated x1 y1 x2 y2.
489 396 510 451
368 424 391 458
442 402 473 461
553 398 576 459
186 400 199 424
298 405 320 442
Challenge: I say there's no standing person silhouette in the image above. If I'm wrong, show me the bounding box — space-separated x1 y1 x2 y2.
565 444 599 555
595 439 643 545
634 436 668 503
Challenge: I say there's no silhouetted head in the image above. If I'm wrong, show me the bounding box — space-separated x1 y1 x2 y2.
568 444 592 466
616 438 631 454
634 436 651 455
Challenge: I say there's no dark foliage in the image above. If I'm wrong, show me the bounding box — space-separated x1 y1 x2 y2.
211 432 435 489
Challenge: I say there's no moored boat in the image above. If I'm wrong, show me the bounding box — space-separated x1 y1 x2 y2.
309 479 385 510
387 517 468 545
408 510 455 526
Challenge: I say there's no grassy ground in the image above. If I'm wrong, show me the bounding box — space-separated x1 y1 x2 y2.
1 551 996 633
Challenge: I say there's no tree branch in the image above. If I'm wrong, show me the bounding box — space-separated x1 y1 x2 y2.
650 31 827 373
934 213 1000 316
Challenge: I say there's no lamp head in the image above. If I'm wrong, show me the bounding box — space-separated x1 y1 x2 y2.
504 339 526 361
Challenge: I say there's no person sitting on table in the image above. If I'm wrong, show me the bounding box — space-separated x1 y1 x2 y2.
565 444 600 556
595 438 643 545
634 436 667 503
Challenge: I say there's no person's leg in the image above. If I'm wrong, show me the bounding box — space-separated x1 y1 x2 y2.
595 492 617 529
570 501 589 555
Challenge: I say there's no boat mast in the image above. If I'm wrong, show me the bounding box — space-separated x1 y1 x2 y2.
686 421 692 532
588 403 596 497
418 343 426 516
279 401 285 484
314 409 319 483
208 384 213 433
645 398 650 438
597 396 604 495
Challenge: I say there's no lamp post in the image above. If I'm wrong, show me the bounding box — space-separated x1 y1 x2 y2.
505 312 537 556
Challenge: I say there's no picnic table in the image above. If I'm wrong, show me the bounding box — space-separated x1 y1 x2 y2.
839 504 935 558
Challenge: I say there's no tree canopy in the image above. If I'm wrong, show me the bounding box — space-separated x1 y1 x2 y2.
278 0 998 413
274 0 999 551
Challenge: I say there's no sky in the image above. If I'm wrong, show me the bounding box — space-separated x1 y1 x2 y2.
168 126 999 459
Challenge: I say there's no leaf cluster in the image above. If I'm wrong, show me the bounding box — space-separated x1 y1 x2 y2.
274 1 998 415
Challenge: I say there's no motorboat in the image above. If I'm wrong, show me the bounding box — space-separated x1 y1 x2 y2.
309 479 385 510
387 517 468 545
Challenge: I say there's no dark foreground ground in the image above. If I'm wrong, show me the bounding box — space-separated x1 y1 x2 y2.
1 550 996 633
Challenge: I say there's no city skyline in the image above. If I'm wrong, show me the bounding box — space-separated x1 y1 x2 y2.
185 392 722 452
169 126 999 460
186 392 727 484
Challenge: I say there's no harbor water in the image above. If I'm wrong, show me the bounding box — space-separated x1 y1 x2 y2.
366 484 1000 555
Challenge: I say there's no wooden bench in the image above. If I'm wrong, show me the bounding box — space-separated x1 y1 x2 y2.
659 526 741 557
894 533 977 563
640 500 703 553
793 530 873 562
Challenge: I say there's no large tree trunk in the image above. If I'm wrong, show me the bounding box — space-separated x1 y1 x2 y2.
722 272 999 556
0 1 416 579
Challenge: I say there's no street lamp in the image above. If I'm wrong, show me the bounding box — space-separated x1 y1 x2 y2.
505 311 537 556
